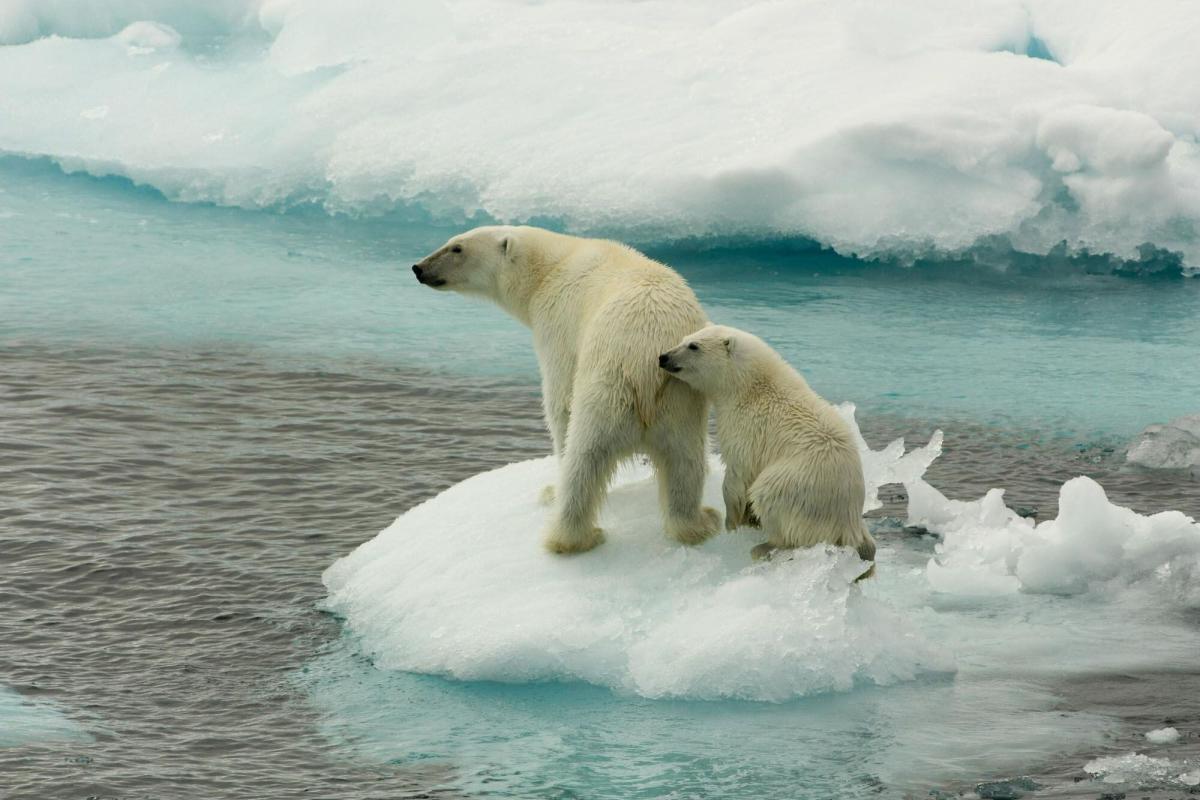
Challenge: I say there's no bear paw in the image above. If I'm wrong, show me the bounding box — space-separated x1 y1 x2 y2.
751 542 792 561
669 506 721 546
538 484 556 506
544 525 605 555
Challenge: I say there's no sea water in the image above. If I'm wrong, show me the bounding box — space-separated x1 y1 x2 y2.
4 156 1199 799
4 2 1200 797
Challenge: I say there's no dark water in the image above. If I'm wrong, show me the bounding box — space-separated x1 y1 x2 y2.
1 342 1196 799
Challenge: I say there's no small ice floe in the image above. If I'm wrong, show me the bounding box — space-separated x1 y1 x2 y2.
1145 726 1180 744
1126 414 1200 477
1085 752 1199 788
323 421 952 703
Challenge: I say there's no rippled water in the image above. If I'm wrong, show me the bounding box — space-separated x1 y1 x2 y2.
3 159 1199 798
2 341 1195 798
0 342 545 798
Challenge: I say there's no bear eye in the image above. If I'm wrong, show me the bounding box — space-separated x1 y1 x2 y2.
688 343 699 351
450 244 462 253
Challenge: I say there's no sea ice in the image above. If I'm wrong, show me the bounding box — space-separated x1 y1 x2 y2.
1084 752 1199 787
324 391 1200 700
2 0 1199 268
912 473 1200 597
1145 726 1181 744
323 430 953 702
0 686 89 747
1126 414 1200 476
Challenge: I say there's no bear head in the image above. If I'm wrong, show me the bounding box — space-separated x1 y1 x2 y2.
658 324 750 394
411 225 517 297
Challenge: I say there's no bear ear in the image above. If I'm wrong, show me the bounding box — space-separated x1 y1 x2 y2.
500 235 513 258
723 336 735 354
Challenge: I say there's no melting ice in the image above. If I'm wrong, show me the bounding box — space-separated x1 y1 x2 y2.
2 0 1200 269
323 404 1200 702
0 687 89 748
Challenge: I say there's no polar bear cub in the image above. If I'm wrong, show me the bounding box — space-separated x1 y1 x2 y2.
660 324 876 574
413 226 720 555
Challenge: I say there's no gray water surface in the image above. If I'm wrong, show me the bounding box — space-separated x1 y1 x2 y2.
2 342 1195 798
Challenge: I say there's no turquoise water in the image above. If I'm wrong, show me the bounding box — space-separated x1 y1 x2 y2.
4 156 1197 438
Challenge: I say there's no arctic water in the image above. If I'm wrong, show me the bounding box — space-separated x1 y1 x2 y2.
4 156 1199 799
4 1 1200 797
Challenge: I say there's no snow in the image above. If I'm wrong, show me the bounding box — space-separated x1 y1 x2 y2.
2 0 1199 269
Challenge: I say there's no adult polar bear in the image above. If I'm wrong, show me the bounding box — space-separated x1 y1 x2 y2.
412 226 721 554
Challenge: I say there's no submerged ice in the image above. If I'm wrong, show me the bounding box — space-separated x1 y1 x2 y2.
0 687 89 748
2 0 1200 268
323 405 1200 701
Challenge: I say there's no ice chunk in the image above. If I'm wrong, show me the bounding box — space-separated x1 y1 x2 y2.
323 454 952 702
1126 414 1200 476
835 402 943 512
912 474 1200 597
1084 753 1198 787
1145 726 1180 744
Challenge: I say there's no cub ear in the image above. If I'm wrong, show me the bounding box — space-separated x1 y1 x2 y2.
500 235 513 258
723 336 735 354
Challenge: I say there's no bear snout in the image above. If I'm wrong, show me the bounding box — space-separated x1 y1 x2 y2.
658 353 669 366
659 353 681 373
412 264 447 287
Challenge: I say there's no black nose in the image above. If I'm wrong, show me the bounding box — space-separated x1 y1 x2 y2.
658 354 669 366
412 264 423 279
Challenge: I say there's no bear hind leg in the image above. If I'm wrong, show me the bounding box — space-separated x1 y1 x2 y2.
646 398 719 546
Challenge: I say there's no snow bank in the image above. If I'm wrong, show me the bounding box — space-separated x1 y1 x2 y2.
323 449 952 702
2 0 1199 268
1127 414 1200 476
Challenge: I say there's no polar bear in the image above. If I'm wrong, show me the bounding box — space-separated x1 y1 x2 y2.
659 324 876 575
413 226 720 554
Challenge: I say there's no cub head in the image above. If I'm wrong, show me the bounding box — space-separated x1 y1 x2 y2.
411 226 516 297
658 324 745 394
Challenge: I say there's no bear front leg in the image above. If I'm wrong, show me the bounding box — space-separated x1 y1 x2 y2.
543 398 632 555
539 373 571 504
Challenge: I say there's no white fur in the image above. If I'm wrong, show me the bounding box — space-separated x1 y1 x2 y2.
660 325 876 573
414 226 720 554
